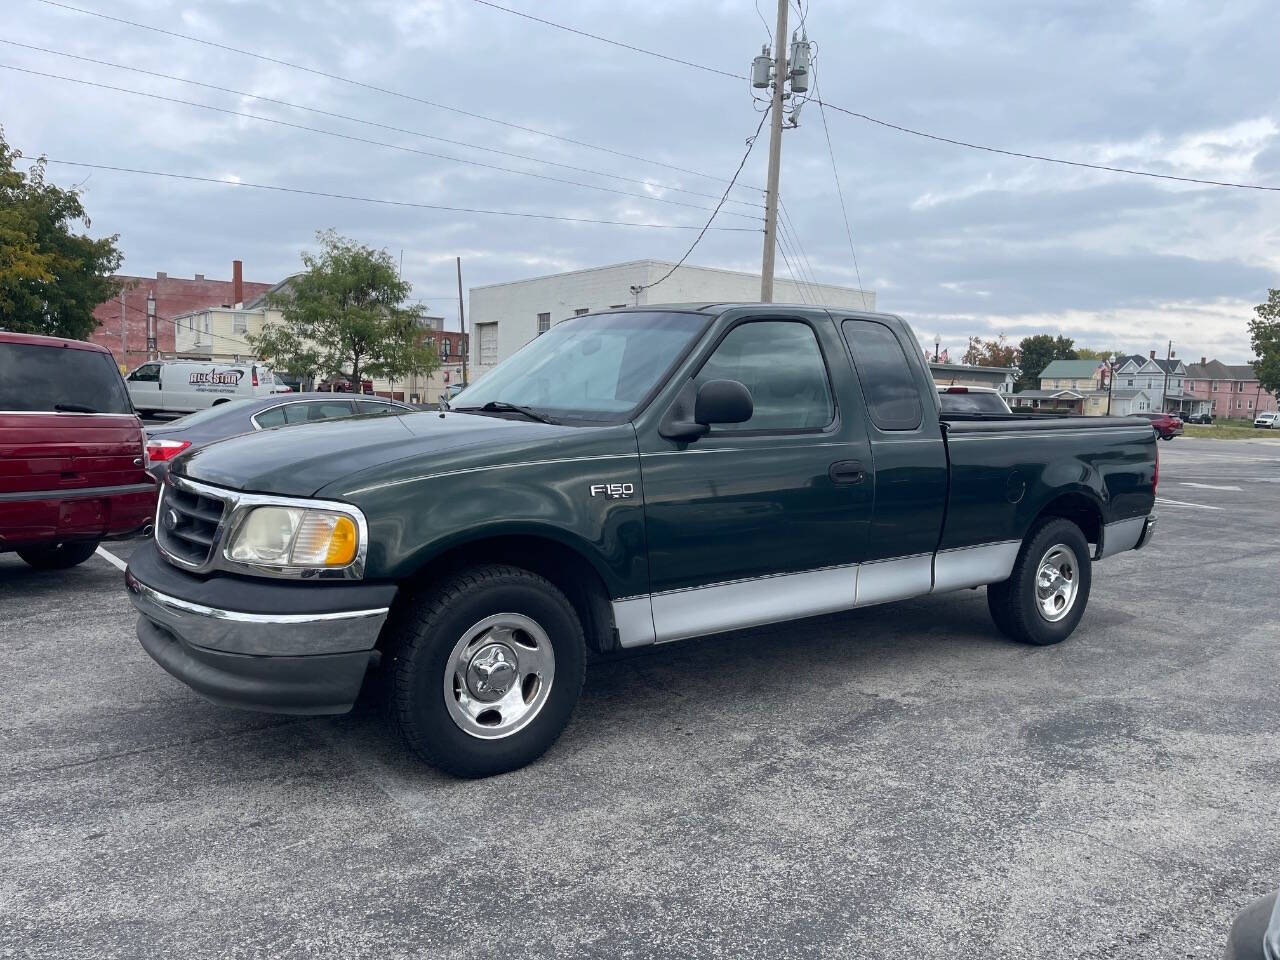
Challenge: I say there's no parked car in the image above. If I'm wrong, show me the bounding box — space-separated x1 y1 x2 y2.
1 332 155 569
1183 411 1214 425
143 393 414 479
125 359 287 416
1223 888 1279 959
1254 412 1278 429
935 385 1012 415
125 305 1157 777
1136 411 1183 439
316 376 374 395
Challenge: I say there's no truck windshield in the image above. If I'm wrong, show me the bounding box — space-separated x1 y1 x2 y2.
0 342 133 414
452 311 709 422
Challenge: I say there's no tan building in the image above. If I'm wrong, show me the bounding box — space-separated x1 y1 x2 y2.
171 280 454 403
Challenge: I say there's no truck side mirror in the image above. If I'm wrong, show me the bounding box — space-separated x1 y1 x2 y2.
694 379 753 426
659 379 753 443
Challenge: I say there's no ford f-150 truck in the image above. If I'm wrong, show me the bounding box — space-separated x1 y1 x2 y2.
125 305 1157 777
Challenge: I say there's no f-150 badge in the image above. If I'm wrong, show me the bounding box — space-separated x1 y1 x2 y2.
590 482 635 500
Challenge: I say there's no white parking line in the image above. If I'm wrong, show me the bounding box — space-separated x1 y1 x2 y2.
1155 497 1224 511
1180 482 1242 491
95 546 127 571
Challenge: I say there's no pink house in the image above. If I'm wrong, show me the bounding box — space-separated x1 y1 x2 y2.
1184 358 1278 419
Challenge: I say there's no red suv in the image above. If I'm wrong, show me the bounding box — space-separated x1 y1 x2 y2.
0 332 157 569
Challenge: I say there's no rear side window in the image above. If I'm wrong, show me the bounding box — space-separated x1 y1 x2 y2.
355 400 399 415
283 401 354 424
841 320 923 430
693 320 834 431
0 342 133 414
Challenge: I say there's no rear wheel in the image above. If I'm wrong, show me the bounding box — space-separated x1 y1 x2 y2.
385 564 586 778
987 518 1092 646
16 541 100 570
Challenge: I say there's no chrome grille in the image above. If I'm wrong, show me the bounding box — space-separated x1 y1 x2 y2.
156 481 229 567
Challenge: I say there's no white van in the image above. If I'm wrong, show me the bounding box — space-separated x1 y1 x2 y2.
125 360 289 416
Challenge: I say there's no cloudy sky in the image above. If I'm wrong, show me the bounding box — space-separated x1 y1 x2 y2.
6 0 1279 361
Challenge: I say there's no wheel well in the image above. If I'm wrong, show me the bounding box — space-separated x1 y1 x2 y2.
212 398 230 405
1034 493 1103 550
397 535 618 654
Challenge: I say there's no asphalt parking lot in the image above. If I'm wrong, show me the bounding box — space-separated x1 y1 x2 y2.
3 435 1278 959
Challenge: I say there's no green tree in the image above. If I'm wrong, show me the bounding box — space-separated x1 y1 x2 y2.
0 128 123 339
249 230 438 389
1248 288 1280 395
1074 347 1120 362
1017 334 1077 388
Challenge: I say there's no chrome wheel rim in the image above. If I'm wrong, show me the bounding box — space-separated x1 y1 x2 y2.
443 613 555 740
1035 544 1079 623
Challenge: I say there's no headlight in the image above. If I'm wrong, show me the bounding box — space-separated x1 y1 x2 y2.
226 506 359 568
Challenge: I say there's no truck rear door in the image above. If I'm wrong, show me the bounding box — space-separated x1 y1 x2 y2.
837 318 948 604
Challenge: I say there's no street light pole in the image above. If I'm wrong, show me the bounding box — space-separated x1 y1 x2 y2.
1106 355 1115 416
1161 338 1172 413
146 291 157 360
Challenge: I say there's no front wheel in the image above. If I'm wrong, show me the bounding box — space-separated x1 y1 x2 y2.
987 518 1092 646
16 540 100 570
385 564 586 777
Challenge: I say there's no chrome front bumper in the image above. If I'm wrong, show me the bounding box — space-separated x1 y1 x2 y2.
126 568 390 715
125 571 388 657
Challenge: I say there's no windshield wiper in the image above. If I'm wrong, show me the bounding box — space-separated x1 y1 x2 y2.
454 401 558 425
53 403 99 413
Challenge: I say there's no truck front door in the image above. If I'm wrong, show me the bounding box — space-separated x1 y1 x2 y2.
636 314 874 643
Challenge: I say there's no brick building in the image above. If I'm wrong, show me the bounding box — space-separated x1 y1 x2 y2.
90 260 273 371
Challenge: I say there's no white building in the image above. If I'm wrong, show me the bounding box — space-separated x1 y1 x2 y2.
467 260 875 377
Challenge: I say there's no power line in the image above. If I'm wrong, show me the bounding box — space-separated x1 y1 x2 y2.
469 0 746 81
775 227 809 304
812 74 864 292
776 213 821 305
32 0 759 191
3 63 762 222
0 39 765 211
777 200 823 302
815 98 1280 193
38 158 763 231
410 0 1280 194
633 109 770 297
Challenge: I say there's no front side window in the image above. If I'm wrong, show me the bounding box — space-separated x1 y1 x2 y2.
693 321 833 432
128 363 160 382
452 311 707 422
842 320 923 430
1 343 133 414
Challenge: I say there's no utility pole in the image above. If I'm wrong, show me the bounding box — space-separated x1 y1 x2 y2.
758 0 788 303
1106 354 1116 416
1161 339 1173 413
456 256 467 387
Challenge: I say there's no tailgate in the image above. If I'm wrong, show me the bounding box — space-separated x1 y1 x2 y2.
0 413 154 543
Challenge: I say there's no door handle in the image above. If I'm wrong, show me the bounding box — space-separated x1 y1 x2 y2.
829 459 867 485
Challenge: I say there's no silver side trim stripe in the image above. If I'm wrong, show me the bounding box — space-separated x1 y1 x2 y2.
613 542 1023 649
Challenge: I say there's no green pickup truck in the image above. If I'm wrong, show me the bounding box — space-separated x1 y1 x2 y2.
126 304 1158 776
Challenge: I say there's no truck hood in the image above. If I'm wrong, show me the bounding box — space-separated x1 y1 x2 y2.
172 410 588 497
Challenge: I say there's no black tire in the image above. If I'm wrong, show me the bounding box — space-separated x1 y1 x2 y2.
385 564 586 778
16 540 101 570
1160 434 1174 441
986 518 1092 646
